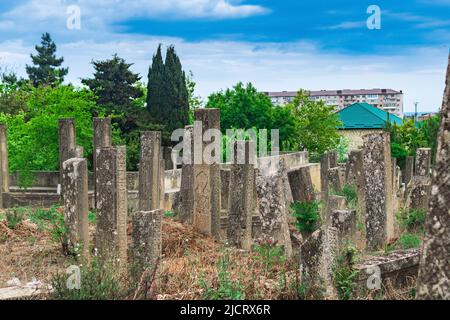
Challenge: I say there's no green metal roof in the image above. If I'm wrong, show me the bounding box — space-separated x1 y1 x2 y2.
337 102 403 129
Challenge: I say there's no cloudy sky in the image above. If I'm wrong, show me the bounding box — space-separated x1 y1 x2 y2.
0 0 449 112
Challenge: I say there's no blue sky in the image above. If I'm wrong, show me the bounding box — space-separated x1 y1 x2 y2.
0 0 449 112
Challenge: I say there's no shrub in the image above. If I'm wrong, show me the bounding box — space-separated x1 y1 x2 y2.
397 208 426 232
5 207 28 229
290 200 321 234
339 184 358 209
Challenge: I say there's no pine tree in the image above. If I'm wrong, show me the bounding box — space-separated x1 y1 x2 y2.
147 45 189 136
26 33 68 87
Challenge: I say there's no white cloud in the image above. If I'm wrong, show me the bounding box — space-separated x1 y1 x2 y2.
0 33 447 113
323 21 366 30
3 0 269 27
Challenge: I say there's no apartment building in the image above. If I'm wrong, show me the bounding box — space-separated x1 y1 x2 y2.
265 88 404 117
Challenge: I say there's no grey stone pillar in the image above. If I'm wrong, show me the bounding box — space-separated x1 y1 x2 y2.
404 156 414 187
177 126 195 223
131 209 163 283
95 146 128 268
58 119 76 189
362 132 393 251
0 125 9 195
416 55 450 300
299 226 339 299
255 159 293 258
93 118 112 208
227 141 255 250
62 158 89 258
327 167 342 194
192 109 221 239
139 131 162 211
415 148 432 178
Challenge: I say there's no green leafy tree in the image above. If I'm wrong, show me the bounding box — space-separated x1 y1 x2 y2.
186 71 203 124
206 82 297 150
147 45 190 137
287 90 342 158
0 85 96 187
0 71 30 115
26 33 68 87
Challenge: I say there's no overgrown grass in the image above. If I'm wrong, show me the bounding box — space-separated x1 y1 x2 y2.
398 234 421 249
200 252 245 300
50 257 127 300
290 200 322 234
396 208 426 232
334 246 359 300
252 239 286 274
28 206 67 249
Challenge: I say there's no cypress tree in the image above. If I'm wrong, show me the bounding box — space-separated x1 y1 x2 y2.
26 33 69 87
147 45 189 136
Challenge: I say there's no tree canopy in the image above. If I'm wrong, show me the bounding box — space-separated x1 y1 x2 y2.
26 33 68 87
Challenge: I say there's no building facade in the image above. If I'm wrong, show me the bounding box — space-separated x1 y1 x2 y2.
265 88 404 117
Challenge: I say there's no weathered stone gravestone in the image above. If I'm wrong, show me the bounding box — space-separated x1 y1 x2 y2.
0 124 9 195
299 226 339 299
163 146 175 170
403 156 414 187
255 158 293 258
331 209 357 247
325 195 346 225
62 158 89 258
227 141 256 250
58 119 76 190
95 146 128 268
288 166 316 203
362 132 394 251
345 150 364 189
68 146 84 159
139 131 162 211
177 126 195 223
93 118 112 207
416 55 450 300
415 148 432 178
220 168 231 212
327 167 342 194
320 151 333 194
192 109 221 240
131 209 163 283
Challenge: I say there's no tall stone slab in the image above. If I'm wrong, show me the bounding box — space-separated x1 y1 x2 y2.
163 147 174 170
288 166 316 202
320 153 330 194
95 146 128 268
404 156 414 187
58 119 76 189
192 109 221 239
0 125 9 195
62 158 89 258
331 209 357 246
416 55 450 300
139 131 162 211
325 195 347 225
177 126 195 223
362 132 394 251
220 169 231 212
227 141 255 250
255 160 293 258
345 150 364 188
415 148 432 178
131 209 163 283
93 118 112 207
327 167 342 194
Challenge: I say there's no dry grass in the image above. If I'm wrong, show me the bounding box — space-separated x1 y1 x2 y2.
0 219 68 287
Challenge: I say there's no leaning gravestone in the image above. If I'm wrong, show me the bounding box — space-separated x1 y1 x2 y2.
288 166 316 203
93 118 112 207
416 55 450 300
